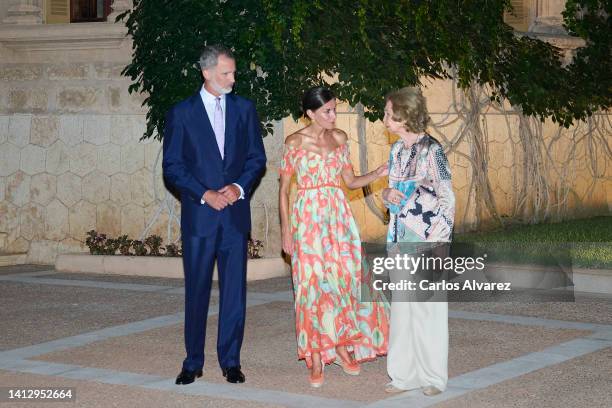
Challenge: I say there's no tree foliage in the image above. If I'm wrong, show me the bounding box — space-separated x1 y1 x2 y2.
562 0 611 116
120 0 611 140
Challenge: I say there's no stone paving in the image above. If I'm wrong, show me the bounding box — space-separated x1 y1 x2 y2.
0 265 611 407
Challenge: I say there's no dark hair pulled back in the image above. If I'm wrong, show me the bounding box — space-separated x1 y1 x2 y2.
302 87 335 118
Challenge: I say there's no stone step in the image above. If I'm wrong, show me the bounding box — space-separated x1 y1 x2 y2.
0 253 27 267
55 253 289 281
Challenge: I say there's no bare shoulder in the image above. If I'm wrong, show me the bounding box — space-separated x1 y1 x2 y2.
284 132 303 148
331 129 348 146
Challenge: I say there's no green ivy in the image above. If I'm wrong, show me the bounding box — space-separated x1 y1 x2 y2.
120 0 610 140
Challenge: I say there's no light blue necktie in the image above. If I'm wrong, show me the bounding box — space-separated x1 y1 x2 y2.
213 97 225 159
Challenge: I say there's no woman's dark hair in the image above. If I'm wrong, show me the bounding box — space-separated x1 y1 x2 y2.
302 87 335 118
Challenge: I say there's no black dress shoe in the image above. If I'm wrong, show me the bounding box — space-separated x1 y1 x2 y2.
221 366 245 383
175 368 203 385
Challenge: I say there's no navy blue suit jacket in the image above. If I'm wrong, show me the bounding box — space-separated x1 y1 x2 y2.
162 92 266 237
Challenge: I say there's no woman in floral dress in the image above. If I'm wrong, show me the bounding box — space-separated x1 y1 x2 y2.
279 87 389 387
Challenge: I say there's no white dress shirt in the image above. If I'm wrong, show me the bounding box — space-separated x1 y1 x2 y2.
200 86 226 135
199 85 244 204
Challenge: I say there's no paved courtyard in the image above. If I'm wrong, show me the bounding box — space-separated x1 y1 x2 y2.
0 264 611 407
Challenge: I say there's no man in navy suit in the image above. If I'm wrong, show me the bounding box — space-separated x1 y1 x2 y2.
163 45 266 385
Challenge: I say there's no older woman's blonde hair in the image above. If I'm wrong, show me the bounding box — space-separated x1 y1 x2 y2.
385 86 430 133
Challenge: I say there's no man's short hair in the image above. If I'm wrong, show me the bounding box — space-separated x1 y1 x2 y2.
198 45 234 70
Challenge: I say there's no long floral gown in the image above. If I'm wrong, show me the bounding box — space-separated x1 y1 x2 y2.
280 142 389 368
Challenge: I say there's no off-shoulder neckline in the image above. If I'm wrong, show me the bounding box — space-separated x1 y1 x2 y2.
285 133 346 161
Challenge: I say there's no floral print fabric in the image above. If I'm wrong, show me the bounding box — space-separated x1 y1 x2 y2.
387 134 455 243
280 143 389 367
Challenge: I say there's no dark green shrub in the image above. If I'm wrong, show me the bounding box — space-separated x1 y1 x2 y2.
117 235 133 256
248 239 264 259
103 238 120 256
121 0 610 141
164 243 182 257
131 240 147 256
85 231 265 259
85 230 106 255
145 235 164 256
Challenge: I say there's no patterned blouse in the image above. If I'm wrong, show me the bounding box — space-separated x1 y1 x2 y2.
385 134 455 243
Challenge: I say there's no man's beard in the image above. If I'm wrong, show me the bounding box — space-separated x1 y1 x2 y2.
211 80 232 95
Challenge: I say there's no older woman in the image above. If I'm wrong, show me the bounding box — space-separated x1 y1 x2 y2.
381 86 455 395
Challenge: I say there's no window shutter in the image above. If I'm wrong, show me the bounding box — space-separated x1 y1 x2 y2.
46 0 70 24
504 0 529 32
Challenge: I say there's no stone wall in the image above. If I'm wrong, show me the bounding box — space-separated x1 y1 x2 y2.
0 48 287 262
0 19 290 263
281 85 611 244
0 20 158 262
1 62 609 264
0 3 9 22
1 52 610 264
0 1 609 264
